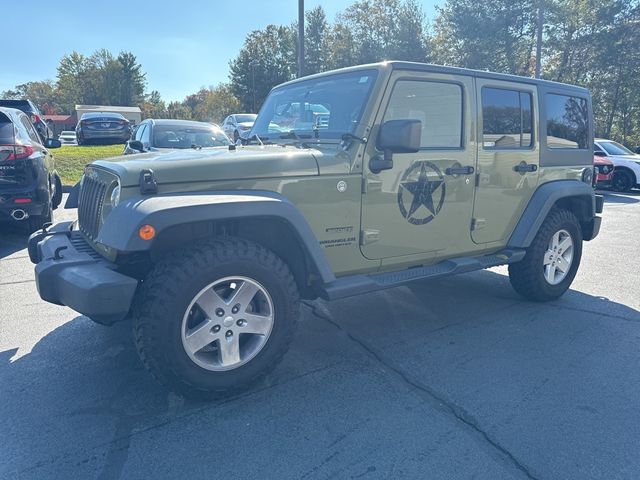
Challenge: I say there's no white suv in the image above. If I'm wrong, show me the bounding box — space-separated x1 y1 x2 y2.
594 139 640 192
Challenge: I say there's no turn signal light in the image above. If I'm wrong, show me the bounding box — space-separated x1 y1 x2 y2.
138 224 156 240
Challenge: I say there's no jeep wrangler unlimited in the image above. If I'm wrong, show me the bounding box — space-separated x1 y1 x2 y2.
29 62 602 398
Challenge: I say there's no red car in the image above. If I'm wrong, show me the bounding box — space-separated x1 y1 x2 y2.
593 155 614 189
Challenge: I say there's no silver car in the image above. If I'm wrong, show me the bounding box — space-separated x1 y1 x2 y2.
221 113 257 142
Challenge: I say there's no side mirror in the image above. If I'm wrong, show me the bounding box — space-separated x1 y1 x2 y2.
370 119 421 174
129 140 145 152
44 138 61 149
594 151 606 157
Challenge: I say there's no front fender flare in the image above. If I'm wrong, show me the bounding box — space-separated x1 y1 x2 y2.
98 190 336 284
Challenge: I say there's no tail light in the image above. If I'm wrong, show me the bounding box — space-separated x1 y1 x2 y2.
0 144 34 161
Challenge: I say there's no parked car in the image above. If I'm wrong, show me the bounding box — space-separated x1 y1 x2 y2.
594 139 640 192
0 99 52 141
123 119 230 154
593 155 613 189
76 112 132 145
58 130 77 145
221 113 257 142
0 107 62 232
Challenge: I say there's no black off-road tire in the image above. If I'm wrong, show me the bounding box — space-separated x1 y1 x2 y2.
508 208 583 302
133 237 300 399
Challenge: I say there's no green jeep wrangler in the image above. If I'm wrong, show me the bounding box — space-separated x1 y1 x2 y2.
29 62 603 397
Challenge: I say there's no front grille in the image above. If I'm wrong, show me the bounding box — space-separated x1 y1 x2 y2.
70 231 103 260
78 175 108 240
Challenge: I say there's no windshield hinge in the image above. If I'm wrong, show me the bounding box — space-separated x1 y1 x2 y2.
139 169 158 195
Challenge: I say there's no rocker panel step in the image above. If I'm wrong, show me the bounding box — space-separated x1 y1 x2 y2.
321 249 526 300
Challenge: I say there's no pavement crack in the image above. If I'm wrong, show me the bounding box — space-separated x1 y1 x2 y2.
0 279 34 286
547 302 640 324
302 300 539 480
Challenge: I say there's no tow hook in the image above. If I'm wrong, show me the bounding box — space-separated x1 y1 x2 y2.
53 246 68 260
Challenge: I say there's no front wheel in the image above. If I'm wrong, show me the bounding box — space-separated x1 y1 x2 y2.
508 208 583 302
133 237 299 398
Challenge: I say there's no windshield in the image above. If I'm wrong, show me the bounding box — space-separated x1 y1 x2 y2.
153 125 230 148
252 69 378 140
600 141 634 156
235 114 257 123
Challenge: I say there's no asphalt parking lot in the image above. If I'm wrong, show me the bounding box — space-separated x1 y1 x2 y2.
1 191 639 480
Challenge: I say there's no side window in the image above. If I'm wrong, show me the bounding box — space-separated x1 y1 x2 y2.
482 87 533 149
384 80 463 149
135 124 147 141
140 124 151 145
19 115 42 144
545 94 589 149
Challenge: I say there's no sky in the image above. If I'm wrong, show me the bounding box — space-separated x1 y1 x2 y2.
1 0 439 102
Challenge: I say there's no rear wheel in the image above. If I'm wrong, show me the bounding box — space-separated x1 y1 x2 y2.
27 201 52 234
52 175 63 210
611 169 634 192
133 237 299 398
508 208 582 302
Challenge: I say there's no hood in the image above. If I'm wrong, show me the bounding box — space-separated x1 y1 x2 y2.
92 145 320 187
593 156 613 166
237 122 254 128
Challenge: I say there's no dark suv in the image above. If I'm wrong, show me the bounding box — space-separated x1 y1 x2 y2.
0 107 62 232
76 112 132 145
0 99 52 141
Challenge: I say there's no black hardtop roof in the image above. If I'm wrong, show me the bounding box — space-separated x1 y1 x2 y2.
278 61 589 95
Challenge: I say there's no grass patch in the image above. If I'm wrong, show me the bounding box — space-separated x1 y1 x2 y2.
54 144 124 185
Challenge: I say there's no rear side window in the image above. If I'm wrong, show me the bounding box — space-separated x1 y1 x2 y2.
19 116 41 144
384 80 463 149
482 87 533 149
545 94 589 149
0 118 15 144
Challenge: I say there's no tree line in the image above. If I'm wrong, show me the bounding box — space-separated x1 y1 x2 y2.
2 0 639 146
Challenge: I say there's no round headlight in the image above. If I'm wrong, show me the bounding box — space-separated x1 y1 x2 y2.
582 167 594 186
110 183 121 207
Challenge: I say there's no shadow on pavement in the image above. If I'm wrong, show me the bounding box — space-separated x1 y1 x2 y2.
0 222 28 258
600 191 640 204
2 268 639 478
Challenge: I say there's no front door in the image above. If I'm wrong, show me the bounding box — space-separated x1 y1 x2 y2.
360 72 476 260
471 79 540 244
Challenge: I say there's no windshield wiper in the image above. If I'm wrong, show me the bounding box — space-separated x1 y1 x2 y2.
241 133 273 146
190 144 202 150
279 130 312 140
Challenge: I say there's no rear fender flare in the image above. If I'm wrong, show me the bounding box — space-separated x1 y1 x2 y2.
508 180 597 248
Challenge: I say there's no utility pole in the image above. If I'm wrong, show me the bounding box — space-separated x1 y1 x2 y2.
535 0 544 78
298 0 305 77
250 60 257 113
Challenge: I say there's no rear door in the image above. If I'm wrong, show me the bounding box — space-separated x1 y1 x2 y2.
471 79 539 244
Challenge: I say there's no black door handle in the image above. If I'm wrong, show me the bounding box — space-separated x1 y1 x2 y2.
445 165 474 176
514 163 538 173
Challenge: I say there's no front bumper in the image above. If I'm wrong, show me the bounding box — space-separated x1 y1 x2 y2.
29 222 138 324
